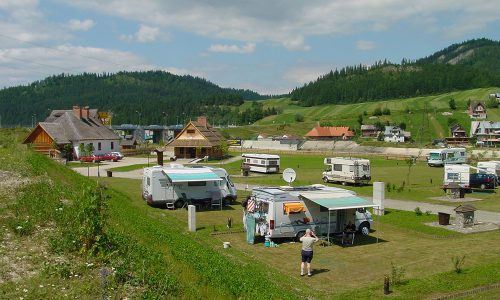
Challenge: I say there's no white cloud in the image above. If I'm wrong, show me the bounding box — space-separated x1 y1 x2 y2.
0 45 156 88
208 43 255 54
67 19 95 31
284 66 333 85
119 24 163 43
356 40 375 51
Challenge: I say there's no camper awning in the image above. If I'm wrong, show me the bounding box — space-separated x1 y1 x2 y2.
163 170 222 182
299 192 377 210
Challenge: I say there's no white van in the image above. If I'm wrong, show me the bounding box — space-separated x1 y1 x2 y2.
142 164 235 209
477 161 500 177
242 153 280 173
322 157 371 185
245 184 375 240
428 148 467 167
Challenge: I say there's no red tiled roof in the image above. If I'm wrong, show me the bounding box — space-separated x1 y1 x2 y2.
305 126 354 137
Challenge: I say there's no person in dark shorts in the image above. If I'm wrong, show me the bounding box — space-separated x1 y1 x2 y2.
300 229 319 277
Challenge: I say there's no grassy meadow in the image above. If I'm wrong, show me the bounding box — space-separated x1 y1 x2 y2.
221 87 500 141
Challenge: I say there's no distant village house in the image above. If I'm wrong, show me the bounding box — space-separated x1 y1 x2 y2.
383 126 411 143
445 123 469 145
23 106 120 159
470 121 500 147
167 116 226 159
304 126 354 140
360 124 378 137
468 101 487 119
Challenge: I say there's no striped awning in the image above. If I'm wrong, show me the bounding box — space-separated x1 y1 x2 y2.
299 192 376 210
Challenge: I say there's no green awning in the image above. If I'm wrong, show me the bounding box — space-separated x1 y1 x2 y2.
299 192 376 210
163 170 222 182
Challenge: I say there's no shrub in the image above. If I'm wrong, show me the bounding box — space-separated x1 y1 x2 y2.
390 262 406 285
451 255 466 273
414 207 423 216
294 113 304 122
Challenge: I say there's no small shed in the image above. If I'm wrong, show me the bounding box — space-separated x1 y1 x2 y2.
454 205 476 227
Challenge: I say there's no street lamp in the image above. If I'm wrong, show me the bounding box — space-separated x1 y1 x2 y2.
135 110 142 127
162 112 168 127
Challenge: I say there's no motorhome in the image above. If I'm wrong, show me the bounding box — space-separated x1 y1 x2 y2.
245 184 375 241
242 153 280 173
322 157 371 185
427 148 467 167
142 164 236 209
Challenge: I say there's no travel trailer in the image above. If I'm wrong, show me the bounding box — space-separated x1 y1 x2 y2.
244 184 375 241
322 157 371 185
443 164 470 189
477 161 500 177
142 164 236 209
427 148 467 167
242 153 280 173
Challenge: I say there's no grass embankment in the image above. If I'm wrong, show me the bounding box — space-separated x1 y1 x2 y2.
99 176 500 299
220 87 500 141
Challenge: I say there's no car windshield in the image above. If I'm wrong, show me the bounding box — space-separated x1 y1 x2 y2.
429 153 440 160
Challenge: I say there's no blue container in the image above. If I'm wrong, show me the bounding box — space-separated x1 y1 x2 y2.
264 240 270 247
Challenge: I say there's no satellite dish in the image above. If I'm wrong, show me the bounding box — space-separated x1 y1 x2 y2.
283 168 296 185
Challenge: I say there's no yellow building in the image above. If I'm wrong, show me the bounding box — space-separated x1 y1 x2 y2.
167 116 226 159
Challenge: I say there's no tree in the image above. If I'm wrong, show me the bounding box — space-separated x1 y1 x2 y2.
295 113 304 122
448 98 456 110
399 122 407 130
357 114 363 126
373 107 382 116
218 140 229 157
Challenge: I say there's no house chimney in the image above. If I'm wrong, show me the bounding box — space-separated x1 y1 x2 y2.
82 106 90 119
197 116 208 127
72 105 82 119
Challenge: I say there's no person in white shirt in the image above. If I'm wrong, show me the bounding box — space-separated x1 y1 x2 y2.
300 229 319 277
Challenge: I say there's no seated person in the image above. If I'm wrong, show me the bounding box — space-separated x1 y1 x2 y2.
342 221 356 244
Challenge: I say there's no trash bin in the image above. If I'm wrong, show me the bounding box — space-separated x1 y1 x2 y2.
106 170 112 177
241 165 251 177
438 212 450 225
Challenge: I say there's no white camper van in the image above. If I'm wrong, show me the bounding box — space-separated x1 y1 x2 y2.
477 161 500 177
242 153 280 173
322 157 371 185
142 164 236 209
427 148 467 167
245 184 375 240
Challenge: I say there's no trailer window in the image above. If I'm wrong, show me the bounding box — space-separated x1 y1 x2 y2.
147 177 150 186
447 173 459 181
188 181 206 186
460 152 465 156
333 164 342 172
269 160 277 165
362 165 370 171
259 202 269 213
349 166 354 172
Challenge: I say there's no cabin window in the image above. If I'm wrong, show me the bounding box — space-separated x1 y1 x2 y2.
269 160 277 165
98 142 102 150
333 164 342 172
111 142 114 150
187 129 195 134
147 177 150 186
188 181 206 187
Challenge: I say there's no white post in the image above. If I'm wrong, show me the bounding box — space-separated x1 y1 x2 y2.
188 205 196 232
373 182 385 216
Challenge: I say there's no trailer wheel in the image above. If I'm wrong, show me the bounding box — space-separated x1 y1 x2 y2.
322 177 329 183
359 222 370 235
296 231 306 242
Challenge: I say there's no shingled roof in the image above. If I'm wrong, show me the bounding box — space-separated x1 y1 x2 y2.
167 117 225 147
23 107 119 145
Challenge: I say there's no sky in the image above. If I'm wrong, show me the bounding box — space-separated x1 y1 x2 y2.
0 0 499 95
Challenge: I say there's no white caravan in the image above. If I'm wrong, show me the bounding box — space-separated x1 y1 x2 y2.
142 164 236 209
427 148 467 167
242 153 280 173
443 164 470 189
245 184 375 240
477 161 500 177
322 157 371 185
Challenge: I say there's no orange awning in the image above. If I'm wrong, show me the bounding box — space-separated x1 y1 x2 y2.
283 202 306 214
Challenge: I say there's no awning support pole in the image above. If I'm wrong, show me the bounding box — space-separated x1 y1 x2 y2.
328 210 331 244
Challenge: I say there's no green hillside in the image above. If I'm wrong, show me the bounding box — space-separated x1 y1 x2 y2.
290 39 500 106
221 87 500 143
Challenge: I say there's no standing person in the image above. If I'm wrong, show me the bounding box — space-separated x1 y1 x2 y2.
300 229 319 277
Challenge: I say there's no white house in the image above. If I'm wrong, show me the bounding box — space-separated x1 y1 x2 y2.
23 106 121 158
470 121 500 147
383 126 411 143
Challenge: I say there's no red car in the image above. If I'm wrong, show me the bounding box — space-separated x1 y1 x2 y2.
79 155 102 163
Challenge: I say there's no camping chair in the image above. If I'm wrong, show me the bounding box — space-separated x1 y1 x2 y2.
342 229 355 246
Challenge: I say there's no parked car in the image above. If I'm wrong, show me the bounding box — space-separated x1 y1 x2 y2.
110 152 124 160
469 173 497 190
79 155 102 163
97 153 118 162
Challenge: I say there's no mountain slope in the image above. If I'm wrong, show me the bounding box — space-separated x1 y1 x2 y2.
290 38 500 106
0 71 263 126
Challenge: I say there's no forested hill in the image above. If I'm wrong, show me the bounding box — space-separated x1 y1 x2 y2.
0 71 266 126
290 38 500 106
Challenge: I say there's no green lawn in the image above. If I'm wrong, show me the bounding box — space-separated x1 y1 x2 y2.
98 177 500 299
108 163 150 172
